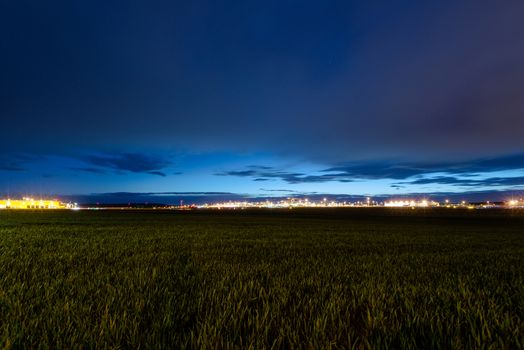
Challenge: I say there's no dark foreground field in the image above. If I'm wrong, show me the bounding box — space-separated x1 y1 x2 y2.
0 209 522 349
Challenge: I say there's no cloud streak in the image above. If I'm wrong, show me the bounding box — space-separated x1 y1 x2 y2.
71 153 172 176
216 167 354 184
219 153 524 186
323 153 524 180
0 154 41 172
399 176 524 188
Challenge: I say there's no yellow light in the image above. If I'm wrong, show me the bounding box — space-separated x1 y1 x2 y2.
0 198 66 210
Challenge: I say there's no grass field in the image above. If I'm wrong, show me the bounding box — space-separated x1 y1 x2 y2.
0 208 522 349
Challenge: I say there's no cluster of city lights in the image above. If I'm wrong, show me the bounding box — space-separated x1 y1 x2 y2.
199 198 350 209
1 197 522 210
508 199 522 207
0 198 78 210
194 197 524 210
383 200 436 207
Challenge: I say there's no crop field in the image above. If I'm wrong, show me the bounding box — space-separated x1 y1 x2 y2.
0 208 522 349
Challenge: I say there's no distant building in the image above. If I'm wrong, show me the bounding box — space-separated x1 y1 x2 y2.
0 198 67 209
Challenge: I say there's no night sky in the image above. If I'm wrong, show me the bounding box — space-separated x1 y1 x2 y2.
1 0 524 204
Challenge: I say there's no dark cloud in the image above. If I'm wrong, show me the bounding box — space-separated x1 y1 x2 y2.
220 153 524 185
323 154 524 180
400 176 524 188
323 163 424 180
217 168 354 184
248 165 273 170
70 167 108 174
76 153 171 175
469 154 524 173
221 170 259 177
147 171 167 177
0 154 41 172
0 163 26 172
402 176 477 186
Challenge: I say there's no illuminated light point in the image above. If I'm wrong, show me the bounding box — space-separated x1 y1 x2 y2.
508 199 520 207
